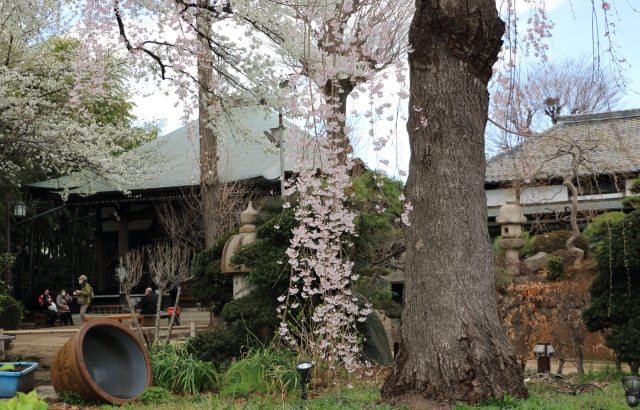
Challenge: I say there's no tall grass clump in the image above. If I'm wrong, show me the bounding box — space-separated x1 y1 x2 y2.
149 342 218 394
220 346 300 398
574 364 626 384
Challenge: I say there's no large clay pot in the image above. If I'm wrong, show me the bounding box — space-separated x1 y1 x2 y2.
51 319 152 403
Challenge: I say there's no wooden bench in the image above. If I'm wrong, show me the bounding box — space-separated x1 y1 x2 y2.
84 313 170 326
90 305 125 314
84 314 133 323
34 312 64 328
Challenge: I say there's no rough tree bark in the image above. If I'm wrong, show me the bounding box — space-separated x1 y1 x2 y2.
197 0 223 248
563 161 585 265
381 0 528 405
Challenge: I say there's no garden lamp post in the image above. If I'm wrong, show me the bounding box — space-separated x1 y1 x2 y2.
263 112 286 199
116 261 127 308
532 342 555 373
296 361 314 400
4 199 27 290
623 377 640 407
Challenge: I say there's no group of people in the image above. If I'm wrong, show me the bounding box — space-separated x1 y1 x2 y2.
37 276 177 326
37 275 92 327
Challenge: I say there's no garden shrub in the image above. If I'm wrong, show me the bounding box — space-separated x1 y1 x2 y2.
550 249 576 269
189 174 404 366
530 230 589 256
188 328 245 363
545 255 564 281
0 281 23 333
621 178 640 208
583 209 640 373
582 212 625 250
189 229 238 315
57 391 98 407
139 387 171 403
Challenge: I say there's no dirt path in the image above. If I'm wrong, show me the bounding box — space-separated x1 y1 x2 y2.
7 326 80 367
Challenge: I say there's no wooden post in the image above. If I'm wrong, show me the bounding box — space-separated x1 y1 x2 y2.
0 328 4 361
190 322 196 338
117 210 129 260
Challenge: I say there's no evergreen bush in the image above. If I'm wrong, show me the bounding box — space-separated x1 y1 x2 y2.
187 328 244 362
583 209 640 373
530 230 589 256
546 255 564 281
139 387 171 403
0 282 23 331
582 212 625 250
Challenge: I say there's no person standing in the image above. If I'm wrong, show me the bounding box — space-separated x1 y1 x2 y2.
56 289 74 326
74 275 92 322
38 289 57 327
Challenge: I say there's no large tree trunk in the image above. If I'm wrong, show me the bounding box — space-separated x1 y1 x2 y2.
381 0 527 405
197 0 222 248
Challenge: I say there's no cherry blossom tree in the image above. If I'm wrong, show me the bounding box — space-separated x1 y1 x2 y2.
0 1 159 191
273 0 413 163
74 0 636 404
77 0 288 246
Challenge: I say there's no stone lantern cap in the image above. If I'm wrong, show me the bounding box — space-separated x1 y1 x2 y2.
495 200 527 225
221 202 259 273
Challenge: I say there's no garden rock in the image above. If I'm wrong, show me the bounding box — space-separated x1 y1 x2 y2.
524 252 548 272
360 311 394 366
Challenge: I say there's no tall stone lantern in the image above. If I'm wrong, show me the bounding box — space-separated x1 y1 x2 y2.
221 202 259 299
496 200 527 276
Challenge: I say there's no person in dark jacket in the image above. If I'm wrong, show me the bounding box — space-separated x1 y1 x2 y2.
38 289 57 327
139 288 159 315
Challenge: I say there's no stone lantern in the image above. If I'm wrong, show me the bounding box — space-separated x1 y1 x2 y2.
496 200 527 275
221 202 259 299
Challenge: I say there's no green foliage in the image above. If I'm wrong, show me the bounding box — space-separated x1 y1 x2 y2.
138 387 172 404
0 282 23 330
220 347 299 398
352 276 399 311
188 329 245 363
348 171 403 273
583 212 626 249
574 364 625 384
475 392 521 408
190 176 403 365
148 342 218 394
530 230 589 256
546 255 564 281
189 228 238 315
583 209 640 371
0 391 48 410
519 232 535 258
621 179 640 208
46 37 162 150
56 391 96 407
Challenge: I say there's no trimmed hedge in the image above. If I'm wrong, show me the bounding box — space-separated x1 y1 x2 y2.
530 230 589 256
0 294 23 330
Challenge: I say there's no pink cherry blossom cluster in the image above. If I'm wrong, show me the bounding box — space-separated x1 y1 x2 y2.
274 0 416 370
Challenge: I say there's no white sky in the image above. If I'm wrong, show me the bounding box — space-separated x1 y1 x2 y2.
130 0 640 181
